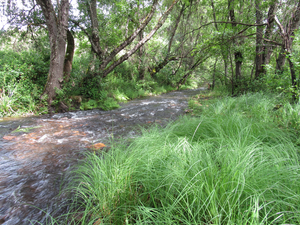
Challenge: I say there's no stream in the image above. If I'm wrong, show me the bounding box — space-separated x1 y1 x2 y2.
0 88 205 225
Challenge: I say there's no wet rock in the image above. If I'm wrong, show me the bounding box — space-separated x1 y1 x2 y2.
3 135 16 140
87 143 106 150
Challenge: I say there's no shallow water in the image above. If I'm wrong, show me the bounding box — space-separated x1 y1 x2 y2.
0 88 204 224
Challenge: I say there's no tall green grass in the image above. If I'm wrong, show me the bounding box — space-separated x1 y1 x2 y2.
54 93 300 224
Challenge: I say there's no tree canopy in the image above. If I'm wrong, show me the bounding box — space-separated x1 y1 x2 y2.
1 0 300 115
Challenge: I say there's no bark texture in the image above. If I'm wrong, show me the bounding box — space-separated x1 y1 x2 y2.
275 1 300 79
63 30 75 83
274 0 300 100
37 0 70 112
228 0 243 82
254 0 264 78
262 1 277 67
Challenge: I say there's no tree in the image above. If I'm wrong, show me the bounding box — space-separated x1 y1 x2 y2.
254 0 264 78
36 0 70 112
228 0 243 90
261 1 278 73
148 2 186 80
274 0 300 100
64 29 75 83
73 0 178 79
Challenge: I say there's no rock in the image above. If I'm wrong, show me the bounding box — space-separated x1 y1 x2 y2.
3 135 16 140
87 143 106 150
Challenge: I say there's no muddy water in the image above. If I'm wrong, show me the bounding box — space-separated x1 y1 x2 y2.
0 88 204 225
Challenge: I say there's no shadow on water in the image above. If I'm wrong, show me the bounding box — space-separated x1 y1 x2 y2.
0 88 205 224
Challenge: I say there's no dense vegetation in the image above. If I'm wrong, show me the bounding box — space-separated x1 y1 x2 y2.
43 92 300 224
1 0 300 116
1 0 300 224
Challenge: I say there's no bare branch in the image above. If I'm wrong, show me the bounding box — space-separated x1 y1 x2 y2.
188 21 268 36
262 38 283 46
274 15 285 35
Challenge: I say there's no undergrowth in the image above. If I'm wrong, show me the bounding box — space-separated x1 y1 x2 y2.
47 92 300 224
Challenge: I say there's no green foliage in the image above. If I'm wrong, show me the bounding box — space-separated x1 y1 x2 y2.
78 97 120 111
111 89 129 102
189 91 300 132
80 99 99 110
99 97 120 111
69 68 179 112
0 50 49 117
54 93 300 224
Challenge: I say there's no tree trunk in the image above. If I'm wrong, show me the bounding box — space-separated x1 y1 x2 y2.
177 55 210 89
223 58 228 86
63 30 75 83
261 1 277 70
148 3 184 79
255 0 264 78
87 0 103 60
275 47 286 74
102 0 178 78
288 57 297 101
37 0 69 112
228 0 243 85
275 0 300 76
137 2 146 80
229 49 235 95
235 52 243 81
149 56 180 78
136 2 145 80
138 31 145 80
75 0 178 79
274 1 300 100
212 57 218 90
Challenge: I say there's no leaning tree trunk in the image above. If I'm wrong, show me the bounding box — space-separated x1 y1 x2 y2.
77 0 178 79
148 3 185 79
37 0 70 113
101 0 178 78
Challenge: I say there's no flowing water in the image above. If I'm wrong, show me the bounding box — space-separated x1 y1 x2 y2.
0 88 205 225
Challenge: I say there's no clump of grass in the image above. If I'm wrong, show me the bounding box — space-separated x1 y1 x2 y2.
56 93 300 224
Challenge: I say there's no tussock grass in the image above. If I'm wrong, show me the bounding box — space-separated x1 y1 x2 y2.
55 93 300 224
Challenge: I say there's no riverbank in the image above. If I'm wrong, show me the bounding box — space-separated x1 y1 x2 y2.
53 92 300 224
0 88 203 224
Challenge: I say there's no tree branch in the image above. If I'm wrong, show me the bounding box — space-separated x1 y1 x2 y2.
102 0 159 68
102 0 178 77
274 15 285 36
189 21 268 35
262 38 283 46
